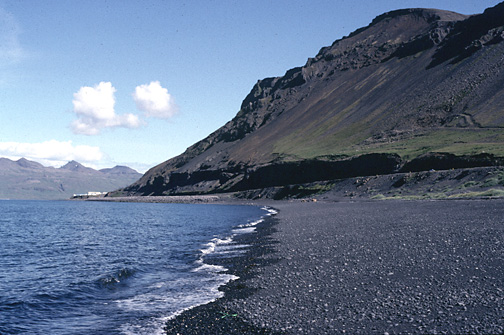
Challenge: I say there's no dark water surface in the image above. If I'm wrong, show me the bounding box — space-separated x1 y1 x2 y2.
0 200 267 334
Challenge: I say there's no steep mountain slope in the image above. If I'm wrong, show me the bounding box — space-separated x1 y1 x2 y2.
120 3 504 196
0 158 142 200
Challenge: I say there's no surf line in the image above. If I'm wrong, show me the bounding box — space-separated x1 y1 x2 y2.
167 206 278 320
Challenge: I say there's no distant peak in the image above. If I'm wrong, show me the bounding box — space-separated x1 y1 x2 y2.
99 165 141 175
17 158 30 164
59 160 97 173
61 160 83 169
16 158 45 169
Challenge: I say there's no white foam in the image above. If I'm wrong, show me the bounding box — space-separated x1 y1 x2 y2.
198 206 276 261
192 261 226 273
214 236 233 244
232 226 256 234
215 243 249 251
200 242 216 255
118 272 239 335
200 236 234 255
237 218 264 228
263 206 278 216
120 206 277 335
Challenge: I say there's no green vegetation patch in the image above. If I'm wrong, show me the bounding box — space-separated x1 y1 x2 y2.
482 174 504 188
449 188 504 198
372 187 504 200
372 192 449 200
272 120 371 160
274 182 336 200
364 128 504 160
273 127 504 162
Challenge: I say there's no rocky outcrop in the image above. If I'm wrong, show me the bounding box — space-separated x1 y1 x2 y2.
428 2 504 68
233 154 401 191
127 154 402 196
400 153 504 172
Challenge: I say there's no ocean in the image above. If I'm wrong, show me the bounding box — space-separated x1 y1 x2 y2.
0 200 273 334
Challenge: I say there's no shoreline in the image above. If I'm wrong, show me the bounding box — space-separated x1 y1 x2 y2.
163 203 282 334
84 195 504 333
164 198 503 334
85 194 240 204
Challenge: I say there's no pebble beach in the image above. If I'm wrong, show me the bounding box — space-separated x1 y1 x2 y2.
163 198 504 334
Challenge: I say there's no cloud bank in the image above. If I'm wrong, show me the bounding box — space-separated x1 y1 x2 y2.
71 82 140 135
0 140 104 167
133 81 178 118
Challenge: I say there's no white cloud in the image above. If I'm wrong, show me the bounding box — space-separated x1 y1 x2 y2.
71 82 141 135
0 7 25 65
0 140 104 167
133 81 178 118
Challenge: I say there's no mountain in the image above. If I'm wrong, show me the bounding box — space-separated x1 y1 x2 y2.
0 158 142 200
15 158 46 170
60 160 99 174
118 3 504 197
99 165 141 176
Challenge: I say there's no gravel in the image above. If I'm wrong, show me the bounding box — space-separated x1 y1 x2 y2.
166 199 504 334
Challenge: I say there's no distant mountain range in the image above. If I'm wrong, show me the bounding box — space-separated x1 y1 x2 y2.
0 158 141 200
116 3 504 197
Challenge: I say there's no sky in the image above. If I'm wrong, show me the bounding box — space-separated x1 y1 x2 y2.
0 0 500 173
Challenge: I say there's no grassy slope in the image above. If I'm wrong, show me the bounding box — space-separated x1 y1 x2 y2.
270 42 504 162
274 125 504 162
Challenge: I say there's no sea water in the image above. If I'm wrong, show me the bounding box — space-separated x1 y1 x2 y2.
0 200 273 335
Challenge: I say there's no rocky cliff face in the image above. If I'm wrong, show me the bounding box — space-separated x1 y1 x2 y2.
119 3 504 196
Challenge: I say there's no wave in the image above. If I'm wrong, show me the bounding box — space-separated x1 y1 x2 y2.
97 267 137 288
199 236 234 256
190 205 277 292
195 206 277 269
117 206 278 334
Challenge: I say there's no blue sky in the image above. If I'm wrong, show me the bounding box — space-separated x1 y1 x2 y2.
0 0 499 172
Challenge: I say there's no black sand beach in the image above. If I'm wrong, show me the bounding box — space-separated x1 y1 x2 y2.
164 199 504 334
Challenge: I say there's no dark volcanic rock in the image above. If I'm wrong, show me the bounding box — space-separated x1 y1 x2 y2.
429 2 504 68
233 154 401 191
124 154 402 196
401 152 504 172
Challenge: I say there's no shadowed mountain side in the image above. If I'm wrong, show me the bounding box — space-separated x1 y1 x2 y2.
117 3 504 197
0 158 142 200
